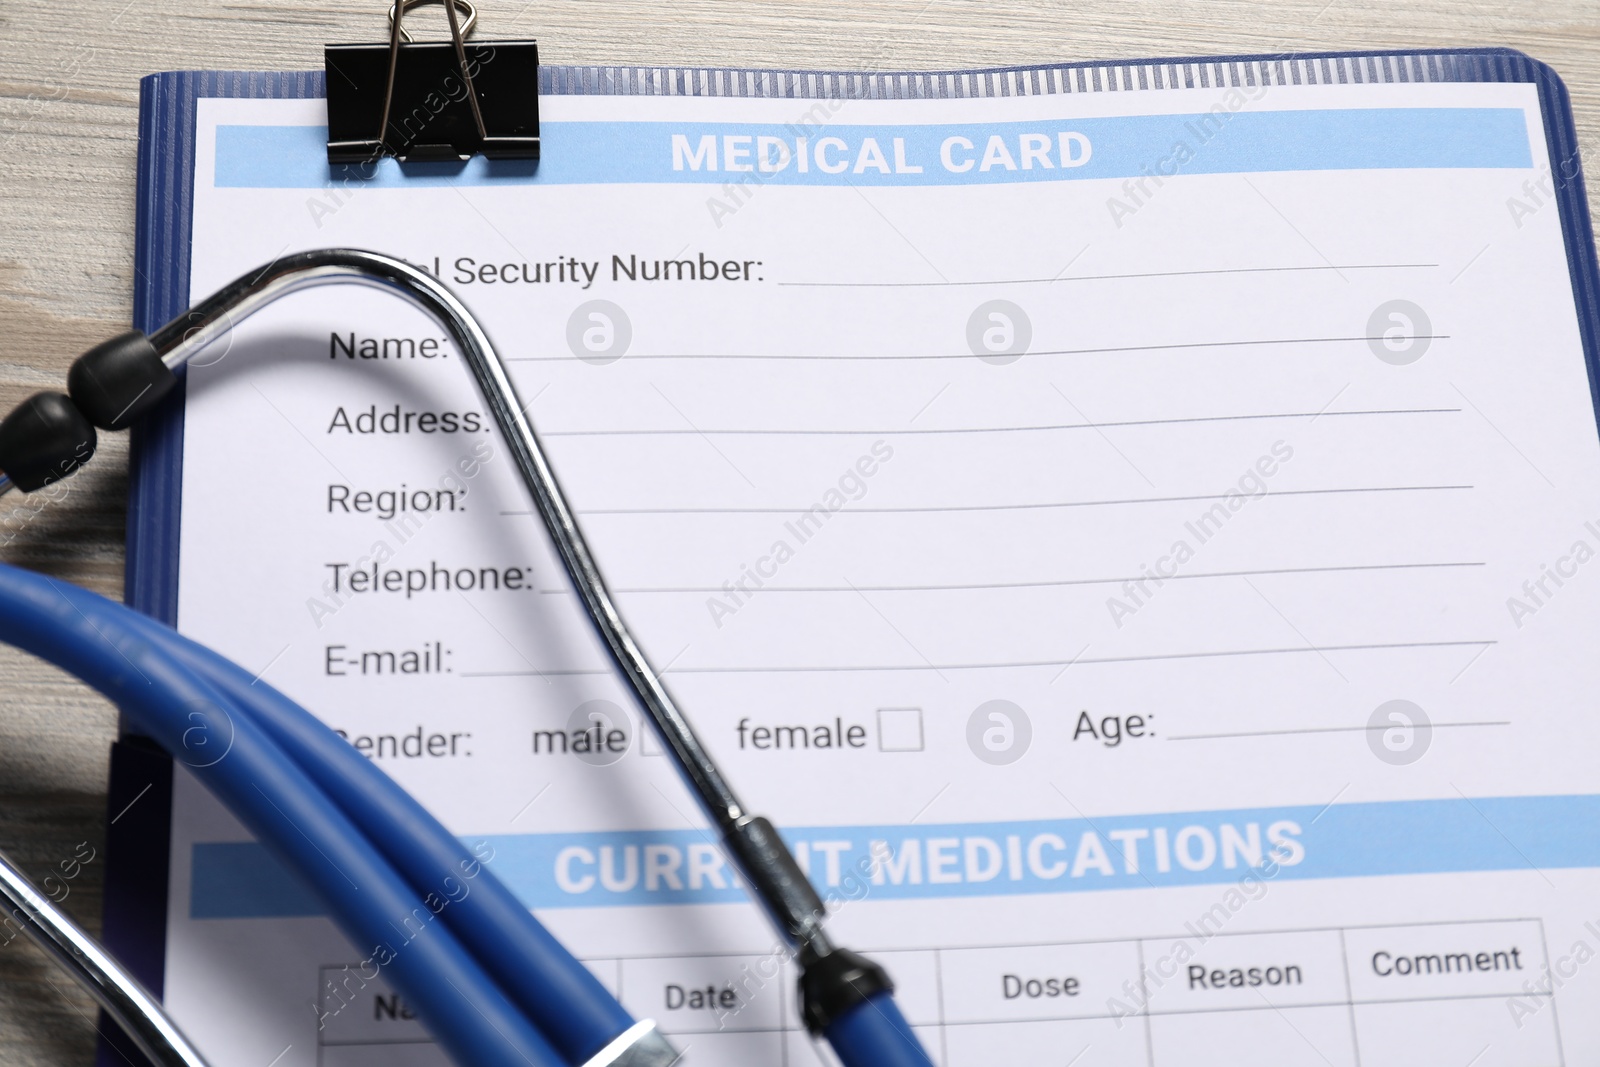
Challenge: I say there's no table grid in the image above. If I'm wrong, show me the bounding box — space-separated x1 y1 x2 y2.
314 917 1563 1067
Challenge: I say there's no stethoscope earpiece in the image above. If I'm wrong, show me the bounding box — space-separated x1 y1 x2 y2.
0 390 95 493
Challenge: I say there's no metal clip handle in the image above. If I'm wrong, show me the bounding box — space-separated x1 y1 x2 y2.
374 0 487 155
387 0 477 42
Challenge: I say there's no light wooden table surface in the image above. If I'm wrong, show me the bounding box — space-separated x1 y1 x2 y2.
2 0 1597 1062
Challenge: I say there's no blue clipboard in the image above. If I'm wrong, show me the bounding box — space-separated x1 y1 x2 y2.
99 47 1600 1067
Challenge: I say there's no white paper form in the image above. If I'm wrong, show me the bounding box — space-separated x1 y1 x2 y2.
158 72 1600 1067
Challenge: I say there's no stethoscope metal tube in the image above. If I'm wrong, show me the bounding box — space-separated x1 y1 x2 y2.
143 250 836 961
0 846 214 1067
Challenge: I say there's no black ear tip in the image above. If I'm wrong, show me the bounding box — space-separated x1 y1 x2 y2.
0 329 168 494
0 392 97 493
68 330 176 431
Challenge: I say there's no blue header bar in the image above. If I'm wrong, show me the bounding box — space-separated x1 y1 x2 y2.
191 794 1599 919
215 107 1531 189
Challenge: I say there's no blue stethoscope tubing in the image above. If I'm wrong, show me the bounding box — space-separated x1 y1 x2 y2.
0 562 567 1067
2 562 930 1067
47 571 632 1063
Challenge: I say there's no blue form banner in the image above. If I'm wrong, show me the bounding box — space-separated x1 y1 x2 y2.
191 794 1600 919
214 107 1532 190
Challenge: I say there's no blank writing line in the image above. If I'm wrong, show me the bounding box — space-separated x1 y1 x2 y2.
458 639 1494 679
541 485 1472 518
460 668 609 678
540 408 1460 439
600 562 1485 595
777 263 1439 287
1168 721 1512 741
504 334 1450 363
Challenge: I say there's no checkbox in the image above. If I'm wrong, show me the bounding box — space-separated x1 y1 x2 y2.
876 708 924 752
639 714 664 756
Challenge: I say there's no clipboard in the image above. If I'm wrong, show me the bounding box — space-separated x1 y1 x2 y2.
101 47 1600 1067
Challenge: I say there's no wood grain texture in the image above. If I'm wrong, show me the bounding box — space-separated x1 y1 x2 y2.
0 0 1596 1062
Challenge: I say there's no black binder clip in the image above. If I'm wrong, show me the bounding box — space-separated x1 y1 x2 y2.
326 0 539 165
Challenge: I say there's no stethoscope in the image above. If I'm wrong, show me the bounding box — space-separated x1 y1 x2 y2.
0 250 935 1067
